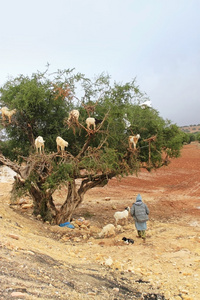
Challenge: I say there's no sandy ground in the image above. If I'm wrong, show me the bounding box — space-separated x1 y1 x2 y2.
0 143 200 299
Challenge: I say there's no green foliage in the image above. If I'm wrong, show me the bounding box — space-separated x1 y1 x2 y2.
0 68 87 158
196 132 200 142
0 67 185 193
162 124 184 158
181 132 190 144
188 133 196 143
80 147 122 174
43 163 74 191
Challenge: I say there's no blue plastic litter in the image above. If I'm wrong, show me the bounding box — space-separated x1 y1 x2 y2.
59 222 70 227
66 223 75 229
59 222 75 229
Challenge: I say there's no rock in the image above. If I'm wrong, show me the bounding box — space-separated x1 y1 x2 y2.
75 219 83 226
83 220 90 227
7 234 19 240
74 237 81 242
113 287 119 293
11 291 26 298
80 224 87 229
105 197 111 201
105 257 113 266
21 203 33 209
180 289 189 294
18 198 28 205
61 236 70 242
87 292 96 296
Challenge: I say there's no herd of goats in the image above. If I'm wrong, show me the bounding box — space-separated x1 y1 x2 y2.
0 106 143 155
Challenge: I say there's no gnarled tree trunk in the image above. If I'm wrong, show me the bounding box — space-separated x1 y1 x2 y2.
29 180 84 225
55 181 83 224
29 182 58 222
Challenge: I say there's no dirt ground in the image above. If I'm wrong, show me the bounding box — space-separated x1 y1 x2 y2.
0 143 200 299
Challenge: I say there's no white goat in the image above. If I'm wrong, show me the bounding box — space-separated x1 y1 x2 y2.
86 117 102 131
56 136 69 155
86 117 96 130
139 100 152 109
67 109 79 124
128 134 140 150
1 107 17 124
98 224 116 238
35 136 45 154
114 207 130 226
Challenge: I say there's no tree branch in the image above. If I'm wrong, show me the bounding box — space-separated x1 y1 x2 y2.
0 154 21 175
76 134 94 160
78 171 116 195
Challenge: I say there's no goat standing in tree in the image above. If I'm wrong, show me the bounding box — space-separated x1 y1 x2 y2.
35 136 45 154
1 107 17 124
128 134 140 150
56 136 69 156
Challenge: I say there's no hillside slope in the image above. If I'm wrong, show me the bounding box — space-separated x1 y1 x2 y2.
0 143 200 299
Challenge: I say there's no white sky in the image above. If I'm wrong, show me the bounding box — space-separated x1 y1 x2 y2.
0 0 200 126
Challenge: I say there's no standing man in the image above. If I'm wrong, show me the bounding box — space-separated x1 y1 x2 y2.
130 193 149 241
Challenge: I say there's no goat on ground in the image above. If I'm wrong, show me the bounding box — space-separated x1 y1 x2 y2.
98 224 116 238
35 136 45 154
56 136 69 155
114 207 130 226
128 134 140 150
1 107 17 124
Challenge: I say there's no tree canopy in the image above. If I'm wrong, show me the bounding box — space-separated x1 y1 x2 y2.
0 67 185 224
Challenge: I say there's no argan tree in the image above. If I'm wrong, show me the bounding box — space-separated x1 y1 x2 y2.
0 68 184 224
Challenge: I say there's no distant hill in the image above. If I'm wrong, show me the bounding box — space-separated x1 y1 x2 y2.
180 124 200 133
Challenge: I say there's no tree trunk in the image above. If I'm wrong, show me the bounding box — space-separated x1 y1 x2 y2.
55 181 83 224
29 183 57 222
29 181 84 225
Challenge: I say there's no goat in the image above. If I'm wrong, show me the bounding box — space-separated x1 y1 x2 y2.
139 100 152 109
1 107 17 124
128 134 140 150
114 207 130 226
86 117 102 130
98 224 116 238
86 117 96 130
94 118 102 125
56 136 69 155
67 109 79 125
35 136 45 154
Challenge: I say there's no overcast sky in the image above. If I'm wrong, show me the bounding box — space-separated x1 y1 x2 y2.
0 0 200 126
